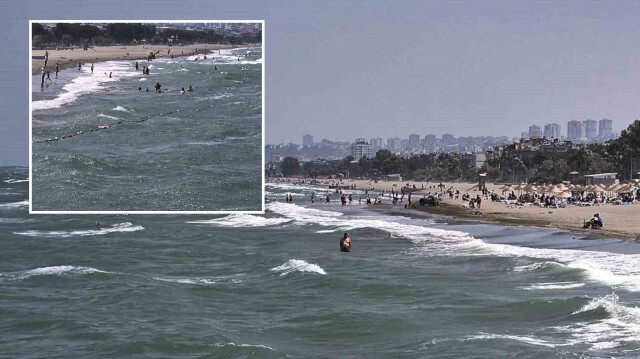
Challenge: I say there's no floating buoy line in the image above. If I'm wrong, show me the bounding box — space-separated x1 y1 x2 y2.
33 106 212 144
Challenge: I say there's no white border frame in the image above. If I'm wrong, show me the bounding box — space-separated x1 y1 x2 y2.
29 20 265 214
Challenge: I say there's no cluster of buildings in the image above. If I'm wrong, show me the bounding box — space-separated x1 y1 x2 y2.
270 119 619 164
298 134 512 161
523 119 615 142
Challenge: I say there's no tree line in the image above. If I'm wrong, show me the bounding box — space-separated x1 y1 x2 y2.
32 23 261 47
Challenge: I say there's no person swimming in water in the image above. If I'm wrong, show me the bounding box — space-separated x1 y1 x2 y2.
145 86 149 92
180 87 185 94
187 85 193 92
108 72 112 78
339 233 352 252
213 65 217 70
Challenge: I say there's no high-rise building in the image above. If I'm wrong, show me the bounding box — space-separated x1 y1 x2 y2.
302 134 313 146
521 132 529 139
369 137 383 150
424 134 437 147
442 133 455 146
528 125 542 138
351 141 373 160
387 137 401 150
355 137 366 143
543 123 561 139
583 119 598 141
408 134 420 148
567 121 583 141
599 119 613 139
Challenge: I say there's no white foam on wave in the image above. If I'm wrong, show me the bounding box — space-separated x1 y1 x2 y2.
4 178 29 184
13 222 144 238
520 282 585 290
268 202 469 243
463 332 568 348
0 200 29 208
267 202 640 293
545 293 640 351
209 342 274 350
112 105 129 112
271 259 326 276
513 261 567 272
32 62 136 111
187 214 292 227
153 277 218 285
184 141 224 146
153 274 242 286
97 113 119 120
1 265 109 281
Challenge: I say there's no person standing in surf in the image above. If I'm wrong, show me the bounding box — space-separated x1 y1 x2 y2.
340 233 352 252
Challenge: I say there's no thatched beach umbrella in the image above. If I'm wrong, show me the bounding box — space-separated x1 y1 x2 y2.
557 191 572 198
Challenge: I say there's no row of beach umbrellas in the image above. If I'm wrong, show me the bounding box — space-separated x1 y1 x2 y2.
499 182 637 196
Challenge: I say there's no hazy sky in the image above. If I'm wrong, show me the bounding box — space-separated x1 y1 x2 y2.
3 0 640 165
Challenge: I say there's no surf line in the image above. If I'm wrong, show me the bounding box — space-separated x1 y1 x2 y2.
32 106 212 144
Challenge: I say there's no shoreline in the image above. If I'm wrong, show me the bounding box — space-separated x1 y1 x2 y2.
31 43 260 75
267 179 640 241
410 202 636 241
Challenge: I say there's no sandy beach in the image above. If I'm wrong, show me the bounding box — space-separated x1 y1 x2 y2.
31 43 258 75
278 178 640 241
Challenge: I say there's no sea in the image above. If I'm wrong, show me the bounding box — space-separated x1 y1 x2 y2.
31 47 262 212
2 168 640 358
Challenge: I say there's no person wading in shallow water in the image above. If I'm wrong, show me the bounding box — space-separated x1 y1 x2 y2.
340 232 352 252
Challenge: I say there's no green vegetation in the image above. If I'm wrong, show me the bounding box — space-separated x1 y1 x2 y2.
32 23 261 48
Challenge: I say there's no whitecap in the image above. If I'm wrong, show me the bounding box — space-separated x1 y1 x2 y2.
3 179 29 184
0 200 29 208
187 214 291 227
1 265 110 281
97 113 119 120
112 106 129 112
520 282 585 290
544 293 640 351
13 222 144 238
463 332 567 348
209 342 274 350
270 259 326 276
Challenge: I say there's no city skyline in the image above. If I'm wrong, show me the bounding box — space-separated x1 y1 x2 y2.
285 118 620 147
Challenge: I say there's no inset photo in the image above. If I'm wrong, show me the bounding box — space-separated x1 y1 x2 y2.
30 21 263 213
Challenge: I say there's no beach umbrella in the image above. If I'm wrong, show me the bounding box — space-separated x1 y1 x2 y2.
555 184 569 192
557 191 572 198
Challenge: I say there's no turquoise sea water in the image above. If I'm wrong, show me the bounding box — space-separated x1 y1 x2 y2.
3 169 640 358
31 47 262 211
